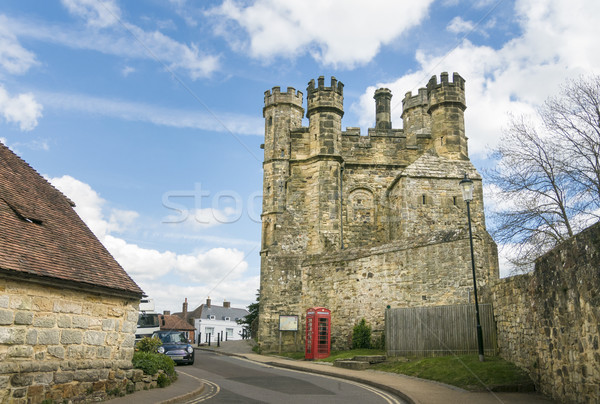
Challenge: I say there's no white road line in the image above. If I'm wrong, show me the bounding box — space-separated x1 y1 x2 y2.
178 371 220 403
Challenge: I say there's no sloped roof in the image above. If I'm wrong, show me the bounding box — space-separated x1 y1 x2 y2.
159 314 195 331
401 148 480 179
175 304 249 321
0 142 143 297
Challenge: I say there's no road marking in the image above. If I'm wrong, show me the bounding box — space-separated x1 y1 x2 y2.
240 362 405 404
178 370 220 403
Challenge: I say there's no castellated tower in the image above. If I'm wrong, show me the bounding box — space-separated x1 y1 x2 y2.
261 86 303 250
426 72 468 160
401 87 430 148
258 73 498 353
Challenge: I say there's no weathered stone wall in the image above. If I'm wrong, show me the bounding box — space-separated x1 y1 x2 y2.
490 223 600 403
0 278 139 403
261 229 498 352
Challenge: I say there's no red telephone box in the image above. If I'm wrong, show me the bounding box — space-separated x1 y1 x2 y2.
305 307 331 359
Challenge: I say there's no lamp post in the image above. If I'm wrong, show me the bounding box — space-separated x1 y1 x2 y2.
459 173 485 362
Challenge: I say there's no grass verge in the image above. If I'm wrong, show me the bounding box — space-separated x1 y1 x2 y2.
271 350 532 391
274 349 385 362
372 354 533 391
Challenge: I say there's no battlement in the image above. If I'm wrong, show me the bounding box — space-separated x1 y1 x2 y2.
306 76 344 119
307 76 344 95
426 72 465 92
264 86 304 109
401 87 428 114
427 72 466 112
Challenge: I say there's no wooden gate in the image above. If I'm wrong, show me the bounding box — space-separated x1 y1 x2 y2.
385 304 497 357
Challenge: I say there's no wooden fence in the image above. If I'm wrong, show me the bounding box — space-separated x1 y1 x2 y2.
385 304 497 357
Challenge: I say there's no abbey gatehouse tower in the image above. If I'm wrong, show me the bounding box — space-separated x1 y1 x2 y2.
259 73 499 351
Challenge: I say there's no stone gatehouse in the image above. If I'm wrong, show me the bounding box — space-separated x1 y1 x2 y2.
258 73 499 351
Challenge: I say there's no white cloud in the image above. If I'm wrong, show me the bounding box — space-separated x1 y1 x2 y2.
61 0 121 28
0 20 38 75
36 90 263 135
139 276 259 314
47 175 256 306
207 0 434 68
354 0 600 157
447 16 476 34
0 85 43 131
121 65 135 77
4 8 219 80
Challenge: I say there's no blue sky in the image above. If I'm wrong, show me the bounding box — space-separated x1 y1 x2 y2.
1 0 599 313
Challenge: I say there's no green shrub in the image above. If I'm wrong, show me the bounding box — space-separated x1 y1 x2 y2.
132 351 175 377
136 336 163 353
157 372 171 388
352 318 372 349
372 332 385 350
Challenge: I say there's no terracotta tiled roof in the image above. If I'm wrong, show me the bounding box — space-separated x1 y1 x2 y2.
159 315 195 331
0 142 143 297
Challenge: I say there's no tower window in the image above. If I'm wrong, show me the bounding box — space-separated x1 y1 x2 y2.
280 149 284 157
422 195 426 205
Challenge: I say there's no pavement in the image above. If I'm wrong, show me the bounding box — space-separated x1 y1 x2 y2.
107 340 558 404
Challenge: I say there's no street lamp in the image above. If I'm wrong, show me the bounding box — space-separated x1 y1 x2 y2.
459 173 485 362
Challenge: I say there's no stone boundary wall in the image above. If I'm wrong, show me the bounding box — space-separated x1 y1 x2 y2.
0 278 139 403
490 222 600 403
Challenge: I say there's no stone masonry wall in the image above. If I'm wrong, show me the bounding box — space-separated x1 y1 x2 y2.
490 222 600 403
262 229 498 352
0 278 139 403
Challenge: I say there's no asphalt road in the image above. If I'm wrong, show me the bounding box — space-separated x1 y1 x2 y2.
178 350 408 403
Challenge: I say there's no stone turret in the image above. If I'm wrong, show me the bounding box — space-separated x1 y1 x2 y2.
306 76 344 156
401 87 430 147
426 72 468 160
262 86 304 250
374 88 392 130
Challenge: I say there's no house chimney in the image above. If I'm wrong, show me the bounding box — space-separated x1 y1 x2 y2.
163 310 171 315
206 297 211 308
182 298 188 320
223 300 230 308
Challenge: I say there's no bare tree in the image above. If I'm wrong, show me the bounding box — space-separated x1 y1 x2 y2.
542 75 600 208
487 74 600 271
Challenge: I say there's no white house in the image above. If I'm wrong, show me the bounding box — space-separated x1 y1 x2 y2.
174 298 249 344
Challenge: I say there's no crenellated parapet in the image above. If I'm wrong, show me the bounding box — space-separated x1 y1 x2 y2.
426 72 466 113
306 76 344 119
263 86 304 116
401 87 428 114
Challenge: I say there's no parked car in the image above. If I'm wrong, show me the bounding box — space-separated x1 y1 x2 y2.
152 331 195 365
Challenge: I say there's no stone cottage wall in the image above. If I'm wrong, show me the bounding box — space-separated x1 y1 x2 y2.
490 223 600 403
0 278 139 403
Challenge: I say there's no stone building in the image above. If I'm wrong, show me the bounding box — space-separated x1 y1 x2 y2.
259 73 499 351
0 142 144 403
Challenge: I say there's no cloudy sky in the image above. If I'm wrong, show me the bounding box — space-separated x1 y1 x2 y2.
1 0 599 313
